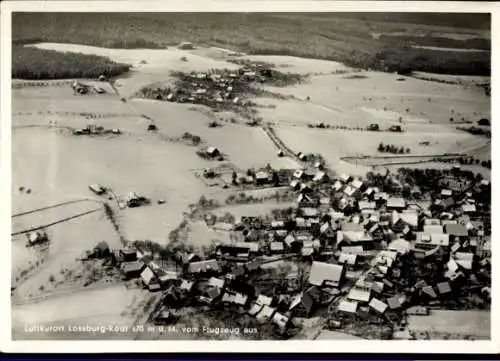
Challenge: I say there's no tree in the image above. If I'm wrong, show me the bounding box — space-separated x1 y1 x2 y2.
399 147 405 154
478 118 490 126
406 148 410 154
378 143 384 152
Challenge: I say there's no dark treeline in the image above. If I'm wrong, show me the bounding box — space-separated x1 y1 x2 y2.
12 46 131 79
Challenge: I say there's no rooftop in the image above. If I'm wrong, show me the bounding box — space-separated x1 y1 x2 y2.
308 261 344 287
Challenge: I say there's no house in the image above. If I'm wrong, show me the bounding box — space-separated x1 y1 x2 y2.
293 169 305 180
277 169 294 185
119 248 137 262
179 279 194 293
270 221 285 230
441 189 453 197
421 286 438 299
187 259 220 274
436 282 452 296
338 253 358 266
343 185 359 198
445 224 468 239
374 250 398 268
93 241 110 258
441 197 456 210
289 286 322 317
341 222 364 232
256 294 274 306
208 277 225 289
158 271 178 287
351 178 364 190
222 291 248 306
388 239 411 254
415 232 450 250
369 298 388 314
297 193 317 208
387 197 406 211
339 173 352 183
340 246 364 254
141 266 160 291
308 262 345 288
181 253 202 265
256 305 276 322
332 180 344 192
285 234 303 253
423 225 444 234
454 252 474 270
424 218 441 226
234 242 260 255
203 146 220 158
255 171 270 185
270 242 285 254
387 295 406 310
347 285 371 303
179 41 194 50
300 207 319 218
338 231 374 250
399 211 419 230
121 261 146 279
358 201 376 212
200 287 222 304
337 300 358 314
313 171 329 183
217 245 250 260
272 312 289 329
248 303 263 316
406 306 429 316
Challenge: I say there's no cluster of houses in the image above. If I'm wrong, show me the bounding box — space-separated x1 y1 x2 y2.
153 63 277 111
95 164 490 337
72 124 121 136
72 80 106 95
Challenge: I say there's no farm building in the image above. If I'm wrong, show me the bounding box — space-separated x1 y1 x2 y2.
178 42 194 50
26 231 48 246
121 261 146 279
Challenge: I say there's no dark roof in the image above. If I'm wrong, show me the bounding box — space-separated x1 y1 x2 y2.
121 261 145 273
444 224 468 237
300 287 321 314
441 197 455 209
436 282 452 294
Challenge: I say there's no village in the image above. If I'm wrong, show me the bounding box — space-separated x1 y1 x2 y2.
42 154 490 340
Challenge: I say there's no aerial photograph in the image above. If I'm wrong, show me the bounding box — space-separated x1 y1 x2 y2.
10 12 491 341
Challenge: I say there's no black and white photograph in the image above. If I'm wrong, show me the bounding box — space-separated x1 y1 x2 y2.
1 0 497 353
